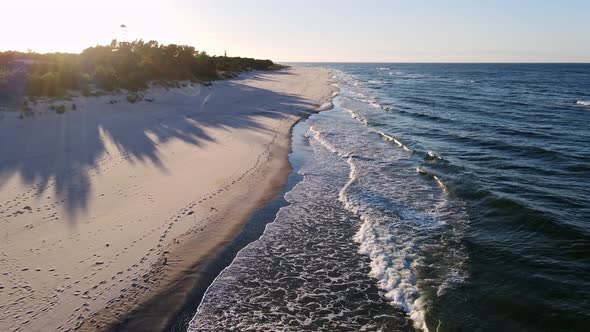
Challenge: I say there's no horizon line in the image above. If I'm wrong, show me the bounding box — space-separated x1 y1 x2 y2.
279 61 590 64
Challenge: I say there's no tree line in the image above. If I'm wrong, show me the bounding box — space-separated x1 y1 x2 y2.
0 40 279 97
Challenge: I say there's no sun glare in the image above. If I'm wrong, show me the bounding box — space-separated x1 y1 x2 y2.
1 0 189 53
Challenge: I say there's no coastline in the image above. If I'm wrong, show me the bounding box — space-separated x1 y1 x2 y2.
110 118 313 332
98 69 337 332
97 138 293 332
0 66 335 332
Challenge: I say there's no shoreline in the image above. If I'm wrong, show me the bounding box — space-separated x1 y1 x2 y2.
99 72 337 332
169 113 329 331
101 141 293 332
0 66 335 332
90 68 337 331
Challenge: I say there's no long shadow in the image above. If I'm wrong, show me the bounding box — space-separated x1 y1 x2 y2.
0 73 317 224
108 100 315 332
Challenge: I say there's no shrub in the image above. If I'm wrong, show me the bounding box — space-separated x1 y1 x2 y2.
94 65 118 91
27 72 64 96
2 42 278 97
0 67 11 85
126 93 141 103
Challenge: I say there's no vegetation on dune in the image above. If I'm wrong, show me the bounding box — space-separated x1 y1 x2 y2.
0 67 10 85
0 40 281 97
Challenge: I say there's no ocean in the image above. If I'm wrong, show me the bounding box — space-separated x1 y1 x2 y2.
188 64 590 331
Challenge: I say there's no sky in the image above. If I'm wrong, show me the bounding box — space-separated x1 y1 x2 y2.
2 0 590 62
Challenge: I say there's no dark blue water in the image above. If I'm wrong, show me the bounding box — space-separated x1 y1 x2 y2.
191 64 590 331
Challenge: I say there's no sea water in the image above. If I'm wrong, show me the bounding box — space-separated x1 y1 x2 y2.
190 64 590 331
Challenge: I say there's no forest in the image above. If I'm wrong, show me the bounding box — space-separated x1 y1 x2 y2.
0 40 279 97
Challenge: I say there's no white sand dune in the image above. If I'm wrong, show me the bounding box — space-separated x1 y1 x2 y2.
0 67 334 331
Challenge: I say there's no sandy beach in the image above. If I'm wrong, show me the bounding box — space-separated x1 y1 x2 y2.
0 66 334 332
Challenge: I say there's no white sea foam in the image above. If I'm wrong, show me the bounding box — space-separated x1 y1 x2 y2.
416 167 448 193
336 157 430 332
318 102 334 111
433 175 448 193
369 101 382 108
309 129 429 331
339 89 412 154
338 156 359 208
376 130 413 153
576 100 590 106
389 72 424 79
307 126 350 158
353 217 430 331
342 107 369 125
351 95 382 109
311 69 468 332
425 150 442 161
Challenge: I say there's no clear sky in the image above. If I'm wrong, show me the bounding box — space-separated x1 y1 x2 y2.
2 0 589 62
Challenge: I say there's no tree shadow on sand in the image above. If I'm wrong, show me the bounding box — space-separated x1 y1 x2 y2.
0 75 318 225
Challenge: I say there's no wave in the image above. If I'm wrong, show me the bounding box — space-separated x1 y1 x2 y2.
308 125 430 331
565 163 590 172
388 71 426 79
416 167 448 192
425 151 442 161
306 126 351 158
576 100 590 106
350 96 382 109
308 91 471 332
309 118 447 330
334 156 430 331
339 96 414 154
369 101 382 108
376 131 413 153
342 107 369 125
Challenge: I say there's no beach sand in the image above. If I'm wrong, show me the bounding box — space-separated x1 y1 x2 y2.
0 67 334 331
